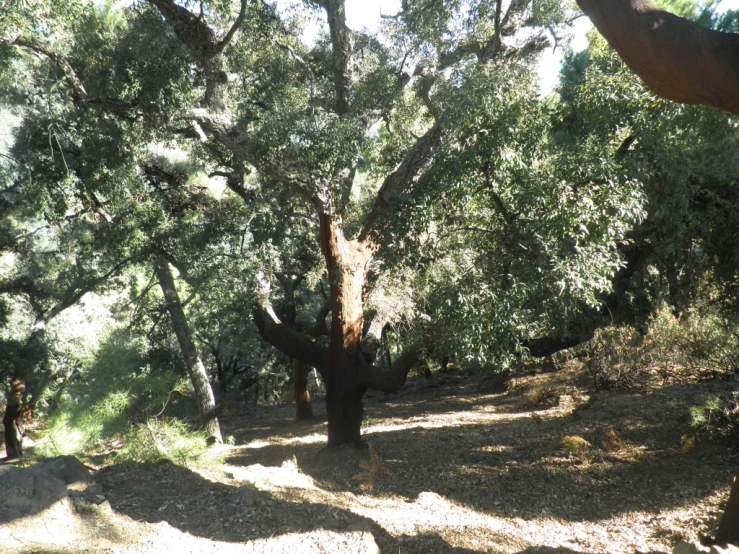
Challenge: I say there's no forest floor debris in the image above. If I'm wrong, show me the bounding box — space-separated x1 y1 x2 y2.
2 361 739 553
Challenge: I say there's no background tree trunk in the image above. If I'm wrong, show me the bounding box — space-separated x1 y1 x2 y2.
2 401 22 459
155 258 222 443
292 359 313 421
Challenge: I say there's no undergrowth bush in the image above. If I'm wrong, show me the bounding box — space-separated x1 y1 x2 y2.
35 329 194 458
586 325 648 391
690 393 739 450
117 418 226 467
586 304 739 391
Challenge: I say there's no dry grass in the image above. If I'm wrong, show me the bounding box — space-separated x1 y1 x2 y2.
353 444 393 492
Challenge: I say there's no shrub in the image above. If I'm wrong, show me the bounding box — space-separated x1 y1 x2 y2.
117 418 226 468
690 393 739 450
585 304 739 391
585 325 648 391
34 329 192 458
643 307 739 378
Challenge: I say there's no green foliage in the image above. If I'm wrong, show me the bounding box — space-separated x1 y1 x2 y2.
117 418 225 468
657 0 739 30
1 0 737 430
35 329 189 457
383 60 645 366
553 20 739 362
690 393 739 450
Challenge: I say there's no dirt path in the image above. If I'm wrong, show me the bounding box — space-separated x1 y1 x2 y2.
3 363 738 553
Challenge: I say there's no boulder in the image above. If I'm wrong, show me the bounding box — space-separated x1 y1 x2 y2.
0 456 94 522
30 456 93 491
0 466 69 522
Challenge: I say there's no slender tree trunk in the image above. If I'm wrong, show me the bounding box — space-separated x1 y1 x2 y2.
2 401 22 459
293 359 313 421
319 213 371 447
155 258 222 443
214 354 227 392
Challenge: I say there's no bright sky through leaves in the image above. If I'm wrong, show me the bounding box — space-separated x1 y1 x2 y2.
276 0 739 95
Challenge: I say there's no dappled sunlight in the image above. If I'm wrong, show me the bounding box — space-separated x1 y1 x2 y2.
213 365 736 552
220 452 692 554
476 445 512 454
223 458 321 492
237 432 328 452
362 408 535 435
242 440 272 450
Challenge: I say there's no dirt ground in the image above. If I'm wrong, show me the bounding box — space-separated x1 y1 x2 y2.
2 361 739 554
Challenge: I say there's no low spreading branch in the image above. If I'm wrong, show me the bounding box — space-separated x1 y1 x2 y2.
252 301 330 374
576 0 739 115
360 338 430 392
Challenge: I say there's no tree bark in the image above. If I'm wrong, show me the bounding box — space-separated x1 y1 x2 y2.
323 0 352 115
576 0 739 116
715 470 739 544
252 303 330 372
319 213 372 447
155 258 222 443
292 359 314 421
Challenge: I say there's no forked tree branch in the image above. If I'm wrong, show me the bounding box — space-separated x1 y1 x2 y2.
360 337 431 392
215 0 248 55
252 301 330 374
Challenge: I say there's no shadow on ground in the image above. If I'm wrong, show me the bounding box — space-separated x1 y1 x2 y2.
223 370 738 526
95 459 488 553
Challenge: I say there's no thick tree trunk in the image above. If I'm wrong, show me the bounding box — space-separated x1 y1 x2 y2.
576 0 739 116
319 214 371 447
155 258 222 443
293 359 314 421
715 470 739 544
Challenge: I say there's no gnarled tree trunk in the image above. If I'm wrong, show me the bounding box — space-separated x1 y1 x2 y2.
155 258 222 443
319 214 371 447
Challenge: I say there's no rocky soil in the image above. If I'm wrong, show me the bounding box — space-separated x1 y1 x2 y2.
2 361 739 553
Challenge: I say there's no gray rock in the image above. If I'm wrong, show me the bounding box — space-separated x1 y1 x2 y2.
0 456 97 522
31 456 93 491
0 467 69 521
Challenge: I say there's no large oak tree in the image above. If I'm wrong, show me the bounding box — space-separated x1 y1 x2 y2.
1 0 642 448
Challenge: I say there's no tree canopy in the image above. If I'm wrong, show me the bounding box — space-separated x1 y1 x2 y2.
0 0 737 452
